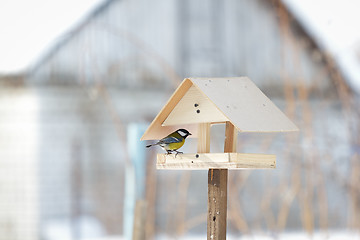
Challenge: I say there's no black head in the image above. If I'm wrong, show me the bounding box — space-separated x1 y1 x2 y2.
176 129 192 138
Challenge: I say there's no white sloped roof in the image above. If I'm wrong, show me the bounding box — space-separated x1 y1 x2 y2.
141 77 298 140
190 77 298 132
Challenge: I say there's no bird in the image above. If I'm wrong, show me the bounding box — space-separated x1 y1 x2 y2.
146 129 192 156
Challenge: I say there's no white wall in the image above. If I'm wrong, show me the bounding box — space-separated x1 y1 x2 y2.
0 88 39 240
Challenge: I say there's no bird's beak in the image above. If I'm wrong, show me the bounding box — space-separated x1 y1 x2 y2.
189 132 192 135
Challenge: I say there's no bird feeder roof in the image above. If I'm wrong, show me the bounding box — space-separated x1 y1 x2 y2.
141 77 298 140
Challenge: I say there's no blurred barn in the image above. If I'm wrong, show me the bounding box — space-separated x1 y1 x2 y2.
0 0 359 239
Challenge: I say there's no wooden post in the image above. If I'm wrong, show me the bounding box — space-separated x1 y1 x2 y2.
224 121 237 153
197 123 211 153
208 168 228 240
207 122 237 240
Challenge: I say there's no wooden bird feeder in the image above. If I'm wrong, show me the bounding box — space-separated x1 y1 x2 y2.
141 77 298 239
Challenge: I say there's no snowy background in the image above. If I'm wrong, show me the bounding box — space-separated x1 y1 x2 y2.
1 0 360 239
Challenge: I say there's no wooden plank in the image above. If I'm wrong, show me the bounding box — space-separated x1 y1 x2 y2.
162 85 228 126
142 77 298 140
208 169 227 240
141 78 197 140
156 153 276 169
158 153 230 164
224 121 237 153
190 77 299 132
232 153 276 168
197 123 211 153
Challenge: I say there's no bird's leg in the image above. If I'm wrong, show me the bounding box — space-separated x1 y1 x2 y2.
166 150 172 155
174 150 183 158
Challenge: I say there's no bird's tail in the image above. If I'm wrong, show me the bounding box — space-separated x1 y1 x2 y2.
146 142 160 148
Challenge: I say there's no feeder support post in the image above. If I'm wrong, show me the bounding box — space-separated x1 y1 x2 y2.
207 122 237 239
224 121 237 153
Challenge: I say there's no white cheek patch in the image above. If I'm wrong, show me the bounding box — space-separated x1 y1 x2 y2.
178 130 187 137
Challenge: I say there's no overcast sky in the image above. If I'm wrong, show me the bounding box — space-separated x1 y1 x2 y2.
0 0 103 74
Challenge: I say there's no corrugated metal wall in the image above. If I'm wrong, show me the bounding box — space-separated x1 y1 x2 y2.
27 0 334 94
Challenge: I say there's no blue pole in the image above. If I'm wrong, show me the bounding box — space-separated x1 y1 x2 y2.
124 123 147 240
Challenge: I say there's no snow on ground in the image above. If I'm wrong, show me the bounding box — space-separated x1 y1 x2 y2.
42 231 360 240
157 232 360 240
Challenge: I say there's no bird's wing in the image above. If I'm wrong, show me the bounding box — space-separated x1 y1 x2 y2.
158 136 182 144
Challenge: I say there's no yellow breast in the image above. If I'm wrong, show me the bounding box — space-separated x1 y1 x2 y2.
166 140 185 150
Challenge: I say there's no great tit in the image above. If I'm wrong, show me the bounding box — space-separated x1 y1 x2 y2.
146 129 192 156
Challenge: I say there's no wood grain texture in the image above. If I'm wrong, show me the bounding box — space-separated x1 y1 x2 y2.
224 121 237 153
156 153 276 169
142 77 298 141
141 78 197 140
190 77 299 132
162 85 227 126
197 123 211 153
208 169 227 240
